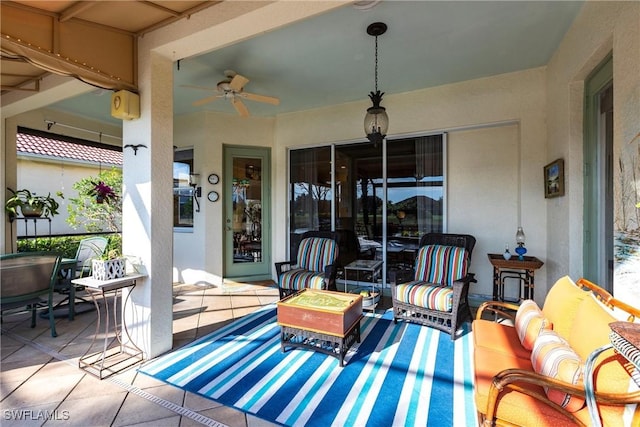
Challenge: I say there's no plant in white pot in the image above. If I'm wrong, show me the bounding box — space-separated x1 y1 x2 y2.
92 249 126 281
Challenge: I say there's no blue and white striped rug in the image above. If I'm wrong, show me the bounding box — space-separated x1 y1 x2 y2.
139 306 477 426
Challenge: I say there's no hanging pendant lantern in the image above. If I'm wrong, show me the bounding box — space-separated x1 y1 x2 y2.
364 22 388 145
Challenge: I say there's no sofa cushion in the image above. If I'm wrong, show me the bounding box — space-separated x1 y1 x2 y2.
472 319 531 360
473 346 577 426
515 299 552 350
278 269 326 291
568 294 617 361
541 276 588 339
531 336 585 413
413 245 468 285
296 237 337 272
395 281 453 312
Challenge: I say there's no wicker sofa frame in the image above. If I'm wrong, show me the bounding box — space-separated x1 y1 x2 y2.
390 232 476 339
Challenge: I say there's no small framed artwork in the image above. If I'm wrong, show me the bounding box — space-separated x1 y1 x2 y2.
544 159 565 198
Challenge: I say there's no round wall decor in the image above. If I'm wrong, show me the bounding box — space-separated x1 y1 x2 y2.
208 191 219 202
208 174 219 184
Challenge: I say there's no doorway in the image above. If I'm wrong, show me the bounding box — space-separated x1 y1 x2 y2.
224 146 271 280
583 56 613 292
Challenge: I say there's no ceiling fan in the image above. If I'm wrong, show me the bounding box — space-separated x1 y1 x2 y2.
185 70 280 117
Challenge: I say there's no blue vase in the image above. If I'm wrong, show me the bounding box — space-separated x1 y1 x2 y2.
515 245 527 260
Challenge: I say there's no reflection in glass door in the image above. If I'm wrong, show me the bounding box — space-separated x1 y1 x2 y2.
224 146 271 280
232 158 262 263
289 135 444 287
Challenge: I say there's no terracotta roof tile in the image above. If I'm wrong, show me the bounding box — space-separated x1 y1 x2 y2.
17 133 122 165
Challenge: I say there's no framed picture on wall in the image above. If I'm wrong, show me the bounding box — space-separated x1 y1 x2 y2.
544 158 565 198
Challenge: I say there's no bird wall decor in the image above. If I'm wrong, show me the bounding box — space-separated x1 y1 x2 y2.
124 144 147 155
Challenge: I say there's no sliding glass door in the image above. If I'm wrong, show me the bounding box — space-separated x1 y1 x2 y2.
288 135 444 286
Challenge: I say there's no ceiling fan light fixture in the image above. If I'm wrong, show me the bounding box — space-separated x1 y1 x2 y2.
364 22 388 144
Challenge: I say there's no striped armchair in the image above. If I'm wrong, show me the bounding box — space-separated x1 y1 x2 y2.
391 233 476 339
275 233 339 299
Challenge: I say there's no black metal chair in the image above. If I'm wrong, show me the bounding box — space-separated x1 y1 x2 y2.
1 252 62 337
390 232 477 339
275 231 339 299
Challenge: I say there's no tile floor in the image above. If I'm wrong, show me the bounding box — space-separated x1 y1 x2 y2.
1 280 287 427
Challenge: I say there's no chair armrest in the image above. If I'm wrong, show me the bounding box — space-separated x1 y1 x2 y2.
484 368 640 426
475 300 519 321
274 261 293 277
324 263 338 278
389 268 415 285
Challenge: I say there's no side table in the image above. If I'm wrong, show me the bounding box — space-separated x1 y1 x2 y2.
343 259 383 311
72 273 146 379
487 254 544 302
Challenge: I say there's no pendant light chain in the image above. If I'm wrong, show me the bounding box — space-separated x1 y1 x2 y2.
364 21 388 144
374 35 379 93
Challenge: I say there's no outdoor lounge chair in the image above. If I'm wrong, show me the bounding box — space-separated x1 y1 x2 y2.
390 232 476 339
275 231 339 299
0 251 62 337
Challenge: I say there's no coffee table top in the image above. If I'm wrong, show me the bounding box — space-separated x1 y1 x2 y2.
281 289 360 312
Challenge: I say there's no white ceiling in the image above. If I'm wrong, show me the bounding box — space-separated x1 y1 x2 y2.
47 1 584 125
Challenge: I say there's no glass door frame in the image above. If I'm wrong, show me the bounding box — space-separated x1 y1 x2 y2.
287 132 446 288
223 145 271 280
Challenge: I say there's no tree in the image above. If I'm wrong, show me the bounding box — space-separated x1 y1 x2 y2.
66 168 122 232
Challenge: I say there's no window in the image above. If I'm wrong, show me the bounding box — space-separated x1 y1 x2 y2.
174 149 194 228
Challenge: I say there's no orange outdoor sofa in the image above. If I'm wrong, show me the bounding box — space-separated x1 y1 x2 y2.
473 275 640 426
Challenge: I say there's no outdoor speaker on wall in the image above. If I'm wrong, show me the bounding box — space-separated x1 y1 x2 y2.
111 90 140 120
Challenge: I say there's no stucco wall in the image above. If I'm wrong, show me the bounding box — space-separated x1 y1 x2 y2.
274 67 547 302
173 111 275 285
545 1 640 300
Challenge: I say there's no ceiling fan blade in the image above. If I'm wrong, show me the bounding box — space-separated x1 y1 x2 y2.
232 98 250 117
229 74 249 91
192 94 221 107
241 91 280 106
181 84 216 91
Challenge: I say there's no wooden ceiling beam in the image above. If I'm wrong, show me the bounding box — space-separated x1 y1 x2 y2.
1 78 40 92
136 1 222 36
59 1 99 23
139 1 181 17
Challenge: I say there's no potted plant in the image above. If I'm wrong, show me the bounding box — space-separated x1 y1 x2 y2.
5 188 61 218
92 249 126 281
88 181 118 204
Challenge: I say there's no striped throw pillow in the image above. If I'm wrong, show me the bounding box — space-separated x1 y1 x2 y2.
515 300 552 350
531 334 585 412
413 245 468 285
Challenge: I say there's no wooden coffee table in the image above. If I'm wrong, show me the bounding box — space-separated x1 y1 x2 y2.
277 289 363 366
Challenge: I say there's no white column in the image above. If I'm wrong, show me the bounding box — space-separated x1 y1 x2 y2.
121 51 173 358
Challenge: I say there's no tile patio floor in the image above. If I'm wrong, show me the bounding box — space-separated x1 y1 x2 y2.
1 280 289 427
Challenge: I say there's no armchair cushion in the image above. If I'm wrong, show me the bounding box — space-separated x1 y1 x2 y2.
296 237 338 272
414 244 468 284
395 281 453 312
278 269 327 291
